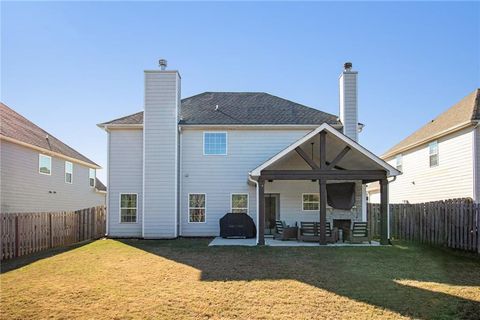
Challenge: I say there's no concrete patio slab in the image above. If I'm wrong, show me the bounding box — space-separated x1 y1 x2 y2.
208 237 381 247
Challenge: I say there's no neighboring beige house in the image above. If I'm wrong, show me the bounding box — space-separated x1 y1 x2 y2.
0 103 106 213
368 89 480 203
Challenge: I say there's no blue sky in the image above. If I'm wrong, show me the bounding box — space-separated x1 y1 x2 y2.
2 1 479 182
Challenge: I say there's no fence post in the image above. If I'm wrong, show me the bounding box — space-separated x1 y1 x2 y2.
49 213 53 248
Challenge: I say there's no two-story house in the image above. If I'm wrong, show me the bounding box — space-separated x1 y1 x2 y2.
368 89 479 204
98 61 399 245
0 103 106 213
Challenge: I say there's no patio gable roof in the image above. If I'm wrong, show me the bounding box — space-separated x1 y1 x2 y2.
249 123 400 178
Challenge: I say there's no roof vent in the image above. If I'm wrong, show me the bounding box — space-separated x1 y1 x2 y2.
344 62 352 71
159 59 167 71
215 104 219 111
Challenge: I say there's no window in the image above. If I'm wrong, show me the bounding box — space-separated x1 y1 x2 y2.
302 193 320 211
120 194 137 223
65 161 73 184
429 141 439 167
89 168 96 187
231 194 248 214
189 194 206 222
395 154 403 172
39 154 52 175
204 132 227 155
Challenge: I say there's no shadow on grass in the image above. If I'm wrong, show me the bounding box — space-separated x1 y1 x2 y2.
120 238 480 320
0 240 93 273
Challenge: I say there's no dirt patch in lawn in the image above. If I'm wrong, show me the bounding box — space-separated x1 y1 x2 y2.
1 238 479 319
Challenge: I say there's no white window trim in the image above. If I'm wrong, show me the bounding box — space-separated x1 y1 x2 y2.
188 193 207 223
89 168 96 188
302 193 320 212
396 154 403 172
203 131 228 156
429 141 439 168
65 161 73 184
230 193 249 214
119 193 138 224
38 154 52 175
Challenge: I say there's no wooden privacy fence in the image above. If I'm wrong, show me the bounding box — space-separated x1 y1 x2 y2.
368 199 479 253
0 206 106 261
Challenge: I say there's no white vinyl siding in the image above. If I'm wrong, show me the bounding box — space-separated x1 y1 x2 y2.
302 193 319 211
231 194 248 214
107 129 143 237
39 154 51 175
180 128 310 236
65 161 73 184
189 194 206 222
143 71 179 238
386 127 475 203
1 140 105 213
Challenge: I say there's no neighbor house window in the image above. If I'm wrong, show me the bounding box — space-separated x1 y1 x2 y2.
231 194 248 214
189 194 206 222
204 132 227 155
396 154 403 172
120 193 137 223
89 168 96 187
65 161 73 184
429 141 439 167
39 154 52 175
302 193 320 211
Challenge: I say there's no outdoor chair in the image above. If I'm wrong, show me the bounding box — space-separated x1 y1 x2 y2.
273 220 297 240
298 222 338 243
350 222 370 244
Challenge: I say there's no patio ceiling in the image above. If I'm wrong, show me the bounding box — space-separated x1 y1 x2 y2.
249 123 400 178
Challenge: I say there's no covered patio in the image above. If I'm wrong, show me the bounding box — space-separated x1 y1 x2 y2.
249 124 400 246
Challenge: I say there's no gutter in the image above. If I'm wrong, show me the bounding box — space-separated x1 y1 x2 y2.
0 135 101 169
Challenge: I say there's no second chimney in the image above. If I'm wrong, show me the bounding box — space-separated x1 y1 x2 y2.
339 62 359 141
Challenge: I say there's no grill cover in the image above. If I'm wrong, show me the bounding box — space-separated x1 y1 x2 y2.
219 213 256 238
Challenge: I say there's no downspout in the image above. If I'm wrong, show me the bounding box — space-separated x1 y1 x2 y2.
248 174 260 245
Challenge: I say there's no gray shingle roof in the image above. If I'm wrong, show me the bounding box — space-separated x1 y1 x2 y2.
383 89 480 158
100 92 339 126
1 102 99 167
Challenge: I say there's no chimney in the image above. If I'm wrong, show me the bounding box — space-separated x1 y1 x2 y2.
339 62 359 141
143 59 181 238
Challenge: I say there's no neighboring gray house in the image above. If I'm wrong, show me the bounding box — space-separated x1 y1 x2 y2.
98 61 399 244
368 89 480 204
0 103 106 213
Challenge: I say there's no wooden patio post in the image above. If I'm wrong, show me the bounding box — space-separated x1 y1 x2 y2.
319 131 327 245
319 179 327 245
380 178 389 245
257 177 265 245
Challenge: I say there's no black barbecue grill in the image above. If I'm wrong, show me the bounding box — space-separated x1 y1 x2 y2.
219 213 256 238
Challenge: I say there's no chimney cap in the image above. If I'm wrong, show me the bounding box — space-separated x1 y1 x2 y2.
344 62 353 71
159 59 168 70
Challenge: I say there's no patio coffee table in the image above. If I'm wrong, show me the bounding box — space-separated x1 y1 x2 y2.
282 226 298 240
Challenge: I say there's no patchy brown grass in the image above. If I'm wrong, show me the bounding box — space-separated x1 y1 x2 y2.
1 239 479 319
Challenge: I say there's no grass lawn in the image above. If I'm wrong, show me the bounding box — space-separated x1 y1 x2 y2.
1 239 479 320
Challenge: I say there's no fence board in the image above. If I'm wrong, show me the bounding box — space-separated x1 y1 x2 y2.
0 206 106 261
